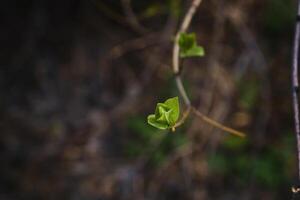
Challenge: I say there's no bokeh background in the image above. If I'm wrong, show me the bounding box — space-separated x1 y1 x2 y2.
1 0 299 199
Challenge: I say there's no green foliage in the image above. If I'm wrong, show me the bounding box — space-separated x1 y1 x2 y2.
208 133 296 189
142 3 163 18
126 116 189 166
252 156 283 188
238 79 259 110
126 117 162 157
168 0 182 18
207 154 229 174
147 97 180 130
262 0 295 52
178 32 205 58
263 0 295 36
222 135 248 151
141 1 182 19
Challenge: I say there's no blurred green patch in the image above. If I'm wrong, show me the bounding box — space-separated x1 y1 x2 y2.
263 0 295 34
168 0 182 18
222 135 248 151
140 3 164 19
208 154 229 175
208 132 296 189
238 79 260 110
126 116 189 166
262 0 295 48
139 0 182 20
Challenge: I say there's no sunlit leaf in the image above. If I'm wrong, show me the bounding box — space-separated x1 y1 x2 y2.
147 97 180 129
178 32 205 58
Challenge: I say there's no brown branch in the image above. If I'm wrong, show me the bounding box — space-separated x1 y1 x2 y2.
171 0 246 138
172 0 203 106
121 0 148 34
173 0 203 74
108 32 158 59
173 106 192 130
191 107 245 138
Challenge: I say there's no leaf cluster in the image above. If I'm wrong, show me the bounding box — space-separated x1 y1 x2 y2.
147 97 180 130
178 32 205 58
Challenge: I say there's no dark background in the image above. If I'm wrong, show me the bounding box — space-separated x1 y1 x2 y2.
0 0 298 199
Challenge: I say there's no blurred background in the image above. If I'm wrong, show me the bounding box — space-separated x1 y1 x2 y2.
0 0 299 199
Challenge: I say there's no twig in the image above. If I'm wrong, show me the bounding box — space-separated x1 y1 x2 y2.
121 0 148 34
292 0 300 182
171 0 246 137
173 106 192 129
175 75 191 105
191 107 245 138
92 0 128 26
172 105 246 138
173 0 202 73
108 32 158 59
92 0 145 35
172 0 202 105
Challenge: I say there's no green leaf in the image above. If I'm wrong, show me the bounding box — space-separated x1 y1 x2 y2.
178 32 195 50
148 114 169 129
181 46 205 58
164 97 179 126
147 97 180 129
178 32 205 58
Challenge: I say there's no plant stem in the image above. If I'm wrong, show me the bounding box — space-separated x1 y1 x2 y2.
192 107 245 138
173 106 192 129
172 0 202 106
171 0 246 137
175 76 191 105
292 0 300 181
172 0 202 75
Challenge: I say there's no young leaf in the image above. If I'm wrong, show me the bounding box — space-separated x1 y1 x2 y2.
178 32 205 58
178 33 195 51
164 97 179 126
147 97 180 130
148 114 169 129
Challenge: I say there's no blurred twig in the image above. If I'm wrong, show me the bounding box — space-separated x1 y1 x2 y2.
92 0 128 25
92 0 146 34
121 0 149 34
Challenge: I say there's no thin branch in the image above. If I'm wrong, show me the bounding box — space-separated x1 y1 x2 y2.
172 0 202 74
92 0 128 27
121 0 148 34
192 107 245 138
173 106 192 129
175 75 191 105
108 32 158 59
292 0 300 181
171 0 246 137
172 0 202 106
